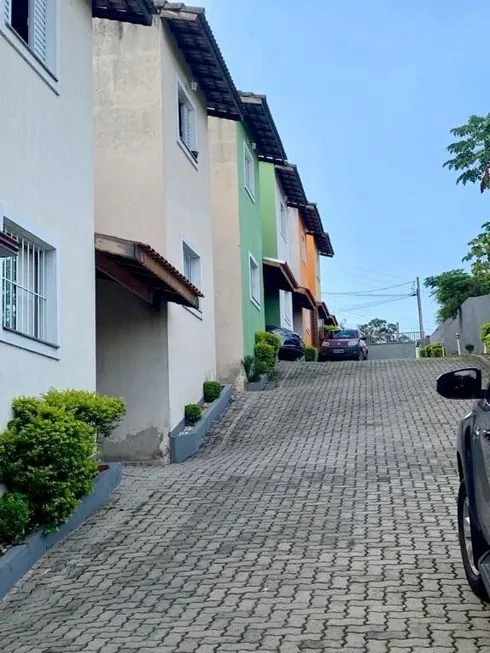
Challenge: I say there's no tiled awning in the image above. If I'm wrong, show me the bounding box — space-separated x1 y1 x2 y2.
158 3 243 120
239 93 287 165
92 0 155 25
95 234 202 309
0 232 19 258
302 204 334 257
262 257 299 293
293 286 317 311
317 301 330 321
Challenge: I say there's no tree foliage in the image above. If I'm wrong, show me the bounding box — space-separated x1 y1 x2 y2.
443 114 490 192
463 221 490 282
358 318 397 343
424 269 490 324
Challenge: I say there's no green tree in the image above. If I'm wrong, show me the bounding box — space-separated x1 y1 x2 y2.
463 222 490 282
358 318 397 343
443 114 490 192
424 270 490 323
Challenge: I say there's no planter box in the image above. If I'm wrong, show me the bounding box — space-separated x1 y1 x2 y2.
0 463 122 600
169 384 233 463
245 373 269 392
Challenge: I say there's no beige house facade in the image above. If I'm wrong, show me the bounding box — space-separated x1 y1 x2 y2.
93 4 243 460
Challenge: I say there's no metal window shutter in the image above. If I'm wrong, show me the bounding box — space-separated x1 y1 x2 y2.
4 0 11 23
181 104 191 149
32 0 47 63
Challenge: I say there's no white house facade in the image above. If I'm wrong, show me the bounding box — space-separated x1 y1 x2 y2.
0 0 154 429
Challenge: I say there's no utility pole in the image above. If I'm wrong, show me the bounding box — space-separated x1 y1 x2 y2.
416 277 425 341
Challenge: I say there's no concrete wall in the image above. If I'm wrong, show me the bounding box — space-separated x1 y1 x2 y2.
0 1 96 426
367 342 416 360
93 19 217 433
430 294 490 354
96 279 170 461
208 117 243 382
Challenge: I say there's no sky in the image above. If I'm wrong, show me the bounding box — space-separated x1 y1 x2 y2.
198 0 490 334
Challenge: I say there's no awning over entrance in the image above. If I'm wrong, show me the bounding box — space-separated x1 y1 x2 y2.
95 234 202 310
317 301 338 326
293 286 317 311
0 232 20 258
262 257 299 293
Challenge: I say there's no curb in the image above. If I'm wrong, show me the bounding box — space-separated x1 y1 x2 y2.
0 463 123 600
169 384 233 463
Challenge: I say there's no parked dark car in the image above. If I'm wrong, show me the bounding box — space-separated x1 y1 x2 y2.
318 328 368 362
437 367 490 600
266 326 305 361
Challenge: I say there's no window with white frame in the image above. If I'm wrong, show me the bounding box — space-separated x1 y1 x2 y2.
4 0 57 73
248 254 260 307
301 231 307 264
1 222 55 343
244 143 255 199
183 242 201 310
280 201 287 241
281 290 292 327
178 82 197 157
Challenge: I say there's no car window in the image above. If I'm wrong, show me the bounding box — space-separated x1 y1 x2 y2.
331 330 358 339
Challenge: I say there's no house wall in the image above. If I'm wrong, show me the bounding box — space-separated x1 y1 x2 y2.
306 234 321 300
259 163 278 258
236 122 265 357
208 117 243 382
0 1 96 426
93 19 216 433
96 279 170 461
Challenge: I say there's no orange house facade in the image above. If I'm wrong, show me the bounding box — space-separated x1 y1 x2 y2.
297 205 336 348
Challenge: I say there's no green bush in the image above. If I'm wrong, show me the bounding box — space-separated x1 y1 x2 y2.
255 331 281 356
465 344 475 354
243 355 260 383
0 390 126 533
254 341 276 375
185 404 202 425
0 492 31 545
420 343 444 358
203 381 222 403
305 346 318 362
480 323 490 344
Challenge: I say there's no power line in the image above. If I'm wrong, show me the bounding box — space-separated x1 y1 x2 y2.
339 295 414 312
323 281 414 297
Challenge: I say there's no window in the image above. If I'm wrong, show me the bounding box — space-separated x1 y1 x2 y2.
281 290 292 327
280 201 287 242
178 83 197 158
249 254 260 307
301 232 307 264
183 242 201 312
244 143 255 200
1 222 55 343
4 0 56 72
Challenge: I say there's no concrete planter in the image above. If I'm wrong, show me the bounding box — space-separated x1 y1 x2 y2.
169 384 233 463
0 463 122 600
245 373 269 392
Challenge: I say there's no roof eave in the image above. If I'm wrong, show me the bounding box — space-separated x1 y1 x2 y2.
92 0 155 26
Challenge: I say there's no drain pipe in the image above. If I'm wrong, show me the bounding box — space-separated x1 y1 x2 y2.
456 333 461 356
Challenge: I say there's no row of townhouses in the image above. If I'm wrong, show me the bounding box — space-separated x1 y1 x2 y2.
0 1 336 462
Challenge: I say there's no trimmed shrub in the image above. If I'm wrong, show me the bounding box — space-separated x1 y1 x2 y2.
255 331 281 356
243 355 260 383
185 404 202 425
305 346 318 362
203 381 222 403
480 323 490 344
420 343 444 358
0 390 126 533
254 341 276 375
465 344 475 354
0 492 31 545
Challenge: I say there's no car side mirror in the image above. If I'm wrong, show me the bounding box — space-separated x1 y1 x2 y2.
436 368 483 400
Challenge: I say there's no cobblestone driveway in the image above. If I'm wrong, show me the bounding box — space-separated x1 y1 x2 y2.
2 359 490 652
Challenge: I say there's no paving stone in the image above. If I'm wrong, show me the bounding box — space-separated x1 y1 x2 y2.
0 360 485 652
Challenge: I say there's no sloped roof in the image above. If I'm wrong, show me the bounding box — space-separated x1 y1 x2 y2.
239 93 287 164
92 0 155 25
157 2 243 120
